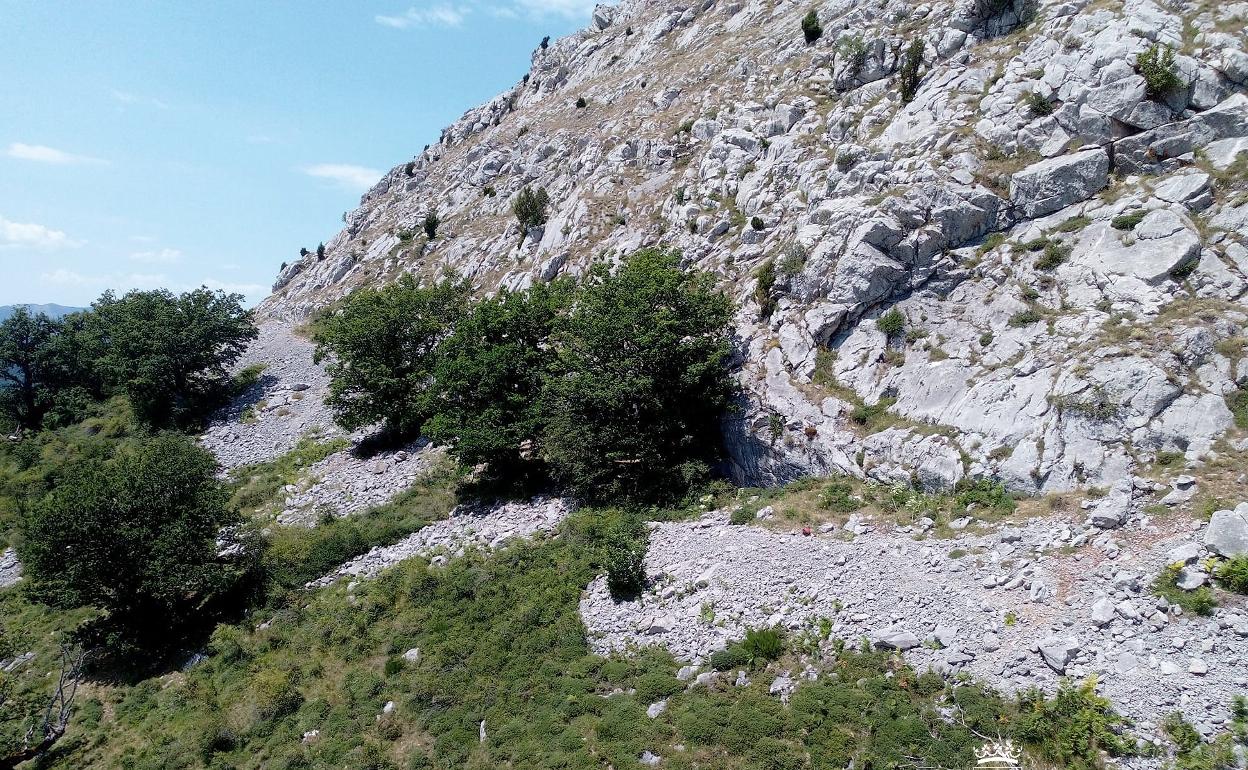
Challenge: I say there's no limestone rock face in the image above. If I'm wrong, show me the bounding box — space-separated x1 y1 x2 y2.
1009 149 1110 219
253 0 1248 495
1205 504 1248 557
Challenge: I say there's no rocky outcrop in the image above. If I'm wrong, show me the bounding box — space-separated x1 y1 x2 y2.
0 548 21 589
580 502 1248 743
250 0 1248 497
1205 503 1248 557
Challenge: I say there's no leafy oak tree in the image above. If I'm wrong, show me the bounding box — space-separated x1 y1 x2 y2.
0 309 64 431
542 248 735 504
81 288 257 427
17 433 244 656
314 275 469 439
424 280 572 484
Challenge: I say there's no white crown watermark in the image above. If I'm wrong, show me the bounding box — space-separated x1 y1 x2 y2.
974 738 1022 769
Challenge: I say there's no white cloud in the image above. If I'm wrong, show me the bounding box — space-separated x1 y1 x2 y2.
303 163 382 192
0 215 83 250
6 142 107 165
129 247 183 264
375 4 470 27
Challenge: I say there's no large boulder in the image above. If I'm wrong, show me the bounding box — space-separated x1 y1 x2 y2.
1038 636 1081 673
1009 149 1110 218
1205 503 1248 557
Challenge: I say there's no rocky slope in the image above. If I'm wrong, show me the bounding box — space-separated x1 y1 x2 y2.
580 501 1248 749
259 0 1248 498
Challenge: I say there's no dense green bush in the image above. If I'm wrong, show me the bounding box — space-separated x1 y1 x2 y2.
801 9 822 43
876 308 905 336
818 479 860 512
709 644 752 671
1138 43 1183 98
0 308 79 431
742 627 785 663
839 34 868 77
898 39 925 103
755 258 778 317
1024 90 1053 116
512 186 550 232
955 478 1016 512
1216 556 1248 594
1111 210 1147 230
543 249 734 504
423 281 571 485
17 433 245 657
1014 679 1138 770
313 275 469 438
601 514 648 600
422 209 439 239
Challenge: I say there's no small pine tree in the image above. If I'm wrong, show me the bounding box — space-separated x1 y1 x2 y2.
299 247 309 257
575 96 587 109
423 210 440 239
513 187 551 233
898 39 925 103
316 242 326 260
1137 43 1183 98
540 35 550 50
801 9 823 44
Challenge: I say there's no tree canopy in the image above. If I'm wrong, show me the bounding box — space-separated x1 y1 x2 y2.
424 280 572 483
542 249 735 503
0 289 255 431
313 275 469 438
17 433 245 655
316 249 736 504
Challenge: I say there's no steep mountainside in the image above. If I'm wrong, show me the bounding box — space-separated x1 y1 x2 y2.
261 0 1248 504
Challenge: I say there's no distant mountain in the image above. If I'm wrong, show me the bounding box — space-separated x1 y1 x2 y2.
0 304 84 322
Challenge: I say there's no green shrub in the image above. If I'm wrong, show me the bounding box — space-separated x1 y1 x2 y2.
1111 210 1147 230
801 9 822 43
1008 309 1042 327
512 186 551 231
1137 43 1183 98
898 39 925 103
1014 679 1138 770
750 216 765 230
876 308 905 336
1154 564 1218 616
602 519 647 600
1226 387 1248 429
742 627 785 663
422 209 439 239
730 507 755 525
709 645 752 671
818 480 860 512
1035 240 1071 270
1216 556 1248 594
634 671 683 702
839 34 868 77
755 259 778 317
954 478 1015 512
850 397 897 428
575 96 587 109
1023 91 1053 116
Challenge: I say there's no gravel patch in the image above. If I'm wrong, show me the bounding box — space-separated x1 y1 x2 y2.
580 510 1248 745
307 497 573 587
0 548 21 588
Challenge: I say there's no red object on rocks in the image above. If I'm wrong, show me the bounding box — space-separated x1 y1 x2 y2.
801 526 812 536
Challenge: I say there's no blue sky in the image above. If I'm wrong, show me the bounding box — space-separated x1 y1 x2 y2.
0 1 591 307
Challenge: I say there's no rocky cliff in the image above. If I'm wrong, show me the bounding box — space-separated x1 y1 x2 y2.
259 0 1248 501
